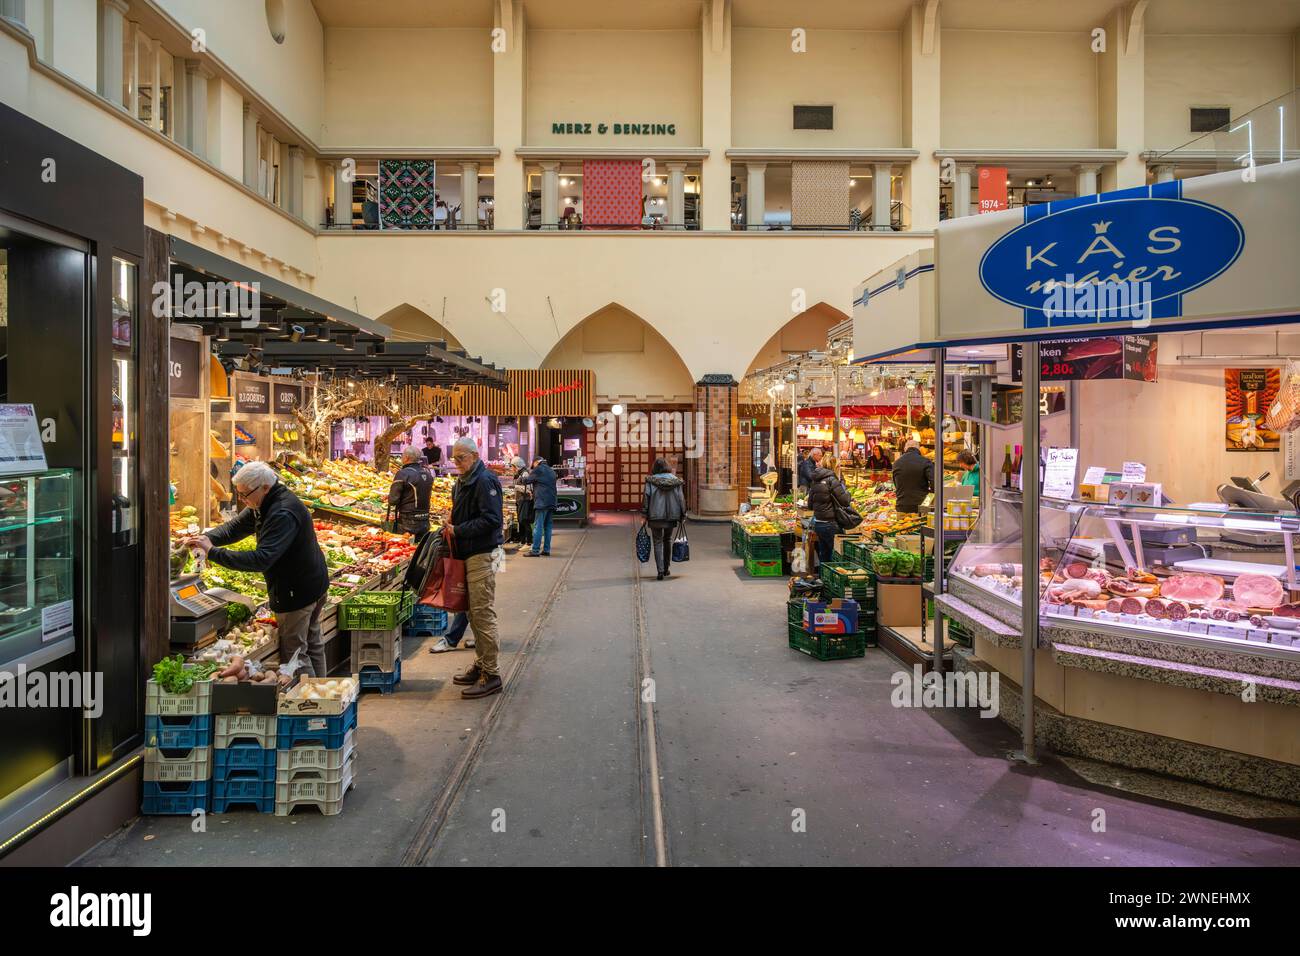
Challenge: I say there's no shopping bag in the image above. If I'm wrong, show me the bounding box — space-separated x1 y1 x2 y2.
635 522 652 563
671 522 690 563
402 530 441 594
420 528 468 612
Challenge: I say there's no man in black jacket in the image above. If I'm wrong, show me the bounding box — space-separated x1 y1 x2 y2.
186 461 330 677
447 437 505 699
521 457 558 556
798 447 822 490
892 440 935 513
389 446 434 544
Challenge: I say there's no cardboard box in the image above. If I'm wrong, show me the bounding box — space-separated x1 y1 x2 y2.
803 598 860 635
1078 483 1104 502
877 581 922 628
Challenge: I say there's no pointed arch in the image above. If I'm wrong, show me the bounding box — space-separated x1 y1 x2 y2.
541 303 695 405
374 303 465 350
743 302 848 378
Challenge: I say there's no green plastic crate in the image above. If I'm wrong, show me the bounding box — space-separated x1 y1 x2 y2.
730 521 745 557
745 532 782 557
745 556 783 577
789 597 875 630
819 562 877 603
787 622 869 661
842 539 874 568
338 590 414 631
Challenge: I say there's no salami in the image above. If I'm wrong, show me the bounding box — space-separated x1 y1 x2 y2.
1144 599 1168 619
1159 573 1225 603
1166 601 1189 621
1120 596 1146 615
1106 598 1123 613
1231 573 1285 610
1065 562 1089 579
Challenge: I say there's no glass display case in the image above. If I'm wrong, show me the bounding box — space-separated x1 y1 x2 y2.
111 257 138 547
948 489 1300 660
0 469 75 663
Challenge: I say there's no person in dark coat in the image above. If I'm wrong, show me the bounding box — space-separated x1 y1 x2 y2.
522 457 558 556
185 461 330 677
447 437 504 698
807 461 854 564
643 458 686 580
388 446 434 544
511 456 534 546
798 446 822 490
892 440 935 513
422 436 442 469
866 443 892 472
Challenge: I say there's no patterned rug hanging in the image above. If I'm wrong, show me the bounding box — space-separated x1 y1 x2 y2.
379 160 438 229
582 160 643 229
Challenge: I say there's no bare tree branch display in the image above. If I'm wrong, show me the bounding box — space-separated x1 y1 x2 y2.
294 384 364 463
372 414 427 474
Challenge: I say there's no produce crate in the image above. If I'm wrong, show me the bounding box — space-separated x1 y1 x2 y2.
145 677 213 717
277 702 358 750
213 742 277 780
842 539 875 569
141 780 210 815
787 622 870 661
213 772 275 813
819 562 877 604
274 754 357 816
730 520 744 557
404 604 448 638
350 626 402 672
143 746 212 783
276 729 356 776
359 657 402 695
145 713 213 750
744 532 783 560
214 713 277 750
338 590 414 631
744 556 783 578
278 677 360 717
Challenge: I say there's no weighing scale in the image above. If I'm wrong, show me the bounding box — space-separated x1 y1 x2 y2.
169 573 241 646
1215 472 1300 547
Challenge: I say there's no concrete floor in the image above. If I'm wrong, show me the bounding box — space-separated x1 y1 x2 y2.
80 516 1300 867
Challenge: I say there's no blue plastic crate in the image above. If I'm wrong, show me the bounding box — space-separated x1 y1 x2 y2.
404 605 448 637
213 742 277 780
145 713 213 750
212 773 276 813
141 780 210 815
359 657 402 695
277 701 358 750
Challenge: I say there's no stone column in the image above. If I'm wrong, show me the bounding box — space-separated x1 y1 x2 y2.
1152 165 1175 184
954 164 973 218
0 0 29 32
243 105 260 189
460 161 480 229
901 0 941 230
539 160 560 228
872 162 894 230
690 374 741 520
666 161 686 227
700 0 732 231
491 0 526 229
172 60 189 147
745 162 765 229
1074 164 1100 197
97 0 130 109
333 161 353 227
149 39 163 132
124 19 139 117
286 146 305 219
183 60 210 160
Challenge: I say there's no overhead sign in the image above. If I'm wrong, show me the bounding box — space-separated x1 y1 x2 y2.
935 162 1300 341
1011 334 1157 382
550 122 676 136
235 379 270 415
977 167 1007 214
168 337 202 399
273 384 301 416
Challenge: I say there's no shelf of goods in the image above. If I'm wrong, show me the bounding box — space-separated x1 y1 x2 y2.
733 500 800 575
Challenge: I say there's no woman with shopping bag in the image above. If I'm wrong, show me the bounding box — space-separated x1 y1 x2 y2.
642 458 686 581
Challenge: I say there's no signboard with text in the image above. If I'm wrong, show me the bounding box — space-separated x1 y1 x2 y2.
168 337 202 399
235 379 270 415
1012 335 1158 383
977 167 1008 214
273 384 301 417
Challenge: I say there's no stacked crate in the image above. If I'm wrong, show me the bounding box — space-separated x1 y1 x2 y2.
744 531 783 577
275 678 359 817
785 598 869 661
404 603 448 638
212 713 278 813
143 676 214 815
730 519 745 558
352 626 402 695
819 561 879 645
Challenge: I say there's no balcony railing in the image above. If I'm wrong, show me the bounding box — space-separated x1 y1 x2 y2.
1153 88 1299 173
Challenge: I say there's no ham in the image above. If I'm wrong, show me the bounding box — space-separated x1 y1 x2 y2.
1231 573 1285 610
1159 573 1225 604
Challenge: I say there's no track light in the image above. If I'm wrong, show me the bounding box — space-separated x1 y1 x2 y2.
214 325 231 342
339 334 355 351
315 326 331 342
288 324 305 343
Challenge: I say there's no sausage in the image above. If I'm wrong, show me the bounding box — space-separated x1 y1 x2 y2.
1120 596 1146 616
1165 601 1188 621
1065 562 1089 578
1106 598 1123 613
1145 599 1167 619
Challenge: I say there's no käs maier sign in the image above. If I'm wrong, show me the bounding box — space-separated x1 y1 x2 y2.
935 161 1300 340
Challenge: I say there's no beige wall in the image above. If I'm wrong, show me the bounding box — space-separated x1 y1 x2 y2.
1144 34 1296 151
526 29 701 146
731 28 901 147
541 305 696 405
941 30 1098 147
322 28 493 147
376 303 465 350
745 303 846 375
154 0 325 138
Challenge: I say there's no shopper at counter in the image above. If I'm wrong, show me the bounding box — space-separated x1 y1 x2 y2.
956 450 980 495
511 456 534 547
388 446 434 543
422 436 442 469
798 447 822 490
522 457 558 557
808 459 854 564
892 440 935 514
186 461 329 678
643 458 687 581
448 437 504 699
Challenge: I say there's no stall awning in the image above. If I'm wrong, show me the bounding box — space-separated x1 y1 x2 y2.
216 340 509 390
852 248 937 363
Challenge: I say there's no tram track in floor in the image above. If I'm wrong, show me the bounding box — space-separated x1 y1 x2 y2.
630 516 670 867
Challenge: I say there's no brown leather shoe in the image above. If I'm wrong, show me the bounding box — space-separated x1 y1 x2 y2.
452 663 482 686
461 674 503 699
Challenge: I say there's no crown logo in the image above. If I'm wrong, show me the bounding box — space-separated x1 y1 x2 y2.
1093 221 1112 235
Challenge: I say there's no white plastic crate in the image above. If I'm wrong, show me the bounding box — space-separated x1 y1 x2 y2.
145 678 213 717
349 627 401 672
276 729 356 776
273 753 356 815
277 676 359 717
143 746 213 782
215 713 277 750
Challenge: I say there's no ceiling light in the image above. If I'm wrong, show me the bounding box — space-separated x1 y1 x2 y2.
849 179 857 186
611 403 625 416
340 334 355 351
316 326 331 342
214 326 230 342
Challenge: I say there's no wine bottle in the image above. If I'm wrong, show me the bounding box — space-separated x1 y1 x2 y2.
1012 444 1023 490
1001 445 1014 489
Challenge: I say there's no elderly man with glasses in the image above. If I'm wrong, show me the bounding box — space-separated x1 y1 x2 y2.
184 460 330 678
446 436 505 699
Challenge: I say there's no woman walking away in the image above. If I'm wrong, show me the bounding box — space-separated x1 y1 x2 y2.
808 454 854 565
643 458 686 581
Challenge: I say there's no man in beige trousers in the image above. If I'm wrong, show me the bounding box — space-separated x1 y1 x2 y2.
446 437 504 699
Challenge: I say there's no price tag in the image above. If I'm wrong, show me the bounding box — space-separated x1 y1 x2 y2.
1082 466 1107 486
344 574 362 584
1043 448 1079 498
1121 461 1147 482
1209 625 1237 639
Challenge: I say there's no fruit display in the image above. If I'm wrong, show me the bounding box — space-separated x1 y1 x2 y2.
860 511 925 536
736 500 800 534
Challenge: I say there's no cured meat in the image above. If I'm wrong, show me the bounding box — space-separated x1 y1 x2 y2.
1127 568 1158 584
1084 568 1113 587
1165 601 1189 621
1109 579 1159 597
1106 598 1124 613
1210 599 1249 614
1065 562 1089 579
973 563 1021 577
1225 611 1241 623
1159 573 1225 604
1120 596 1146 616
1231 573 1285 610
1276 603 1300 618
1144 599 1168 619
1073 599 1110 611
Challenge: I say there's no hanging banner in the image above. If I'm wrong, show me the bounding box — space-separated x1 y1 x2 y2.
1011 334 1158 383
235 379 270 415
977 167 1008 214
169 337 202 399
1225 368 1281 452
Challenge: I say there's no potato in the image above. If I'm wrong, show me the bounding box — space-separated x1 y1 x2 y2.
221 675 239 683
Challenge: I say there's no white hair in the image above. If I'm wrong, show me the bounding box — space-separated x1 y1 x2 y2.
401 446 423 463
452 436 480 457
233 460 277 491
511 456 526 470
905 440 921 452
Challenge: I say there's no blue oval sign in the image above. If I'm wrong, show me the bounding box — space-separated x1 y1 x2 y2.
978 197 1245 327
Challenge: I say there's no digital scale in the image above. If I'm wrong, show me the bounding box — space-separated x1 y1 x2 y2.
1214 472 1300 547
169 573 247 646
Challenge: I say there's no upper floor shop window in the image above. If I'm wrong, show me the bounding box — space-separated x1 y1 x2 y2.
1189 107 1230 133
794 105 834 131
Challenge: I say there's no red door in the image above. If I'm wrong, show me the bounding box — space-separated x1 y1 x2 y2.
587 406 689 512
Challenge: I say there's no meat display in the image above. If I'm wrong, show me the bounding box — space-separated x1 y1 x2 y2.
1158 573 1225 604
1165 601 1189 621
1119 596 1147 616
1064 561 1089 579
1144 599 1168 619
1230 573 1286 610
